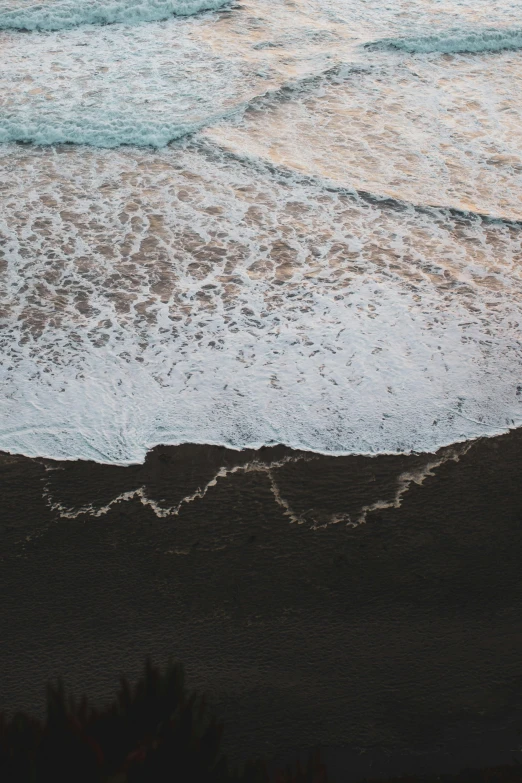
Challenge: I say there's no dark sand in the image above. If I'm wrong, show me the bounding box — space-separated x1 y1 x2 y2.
2 431 522 781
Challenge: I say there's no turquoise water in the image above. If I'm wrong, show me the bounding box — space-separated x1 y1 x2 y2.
0 0 230 30
369 28 522 54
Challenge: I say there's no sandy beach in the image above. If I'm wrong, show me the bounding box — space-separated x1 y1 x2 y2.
2 431 522 780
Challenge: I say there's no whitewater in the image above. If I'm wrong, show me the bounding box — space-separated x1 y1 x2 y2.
0 0 521 465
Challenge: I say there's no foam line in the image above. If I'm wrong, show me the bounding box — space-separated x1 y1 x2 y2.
355 443 474 527
41 445 476 531
42 454 313 523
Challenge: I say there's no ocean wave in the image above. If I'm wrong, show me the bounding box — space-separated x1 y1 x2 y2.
0 0 229 31
0 70 338 149
0 112 231 148
0 61 348 149
367 28 522 55
0 13 256 149
0 6 347 150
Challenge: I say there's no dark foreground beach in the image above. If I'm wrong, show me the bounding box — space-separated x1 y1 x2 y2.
2 431 522 781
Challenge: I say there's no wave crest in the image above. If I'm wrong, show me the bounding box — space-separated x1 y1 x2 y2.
0 0 229 31
0 113 226 148
367 28 522 55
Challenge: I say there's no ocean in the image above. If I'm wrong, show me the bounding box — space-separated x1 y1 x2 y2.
0 0 521 465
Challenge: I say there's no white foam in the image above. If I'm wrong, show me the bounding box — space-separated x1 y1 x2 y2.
316 0 521 37
204 50 522 221
0 143 521 464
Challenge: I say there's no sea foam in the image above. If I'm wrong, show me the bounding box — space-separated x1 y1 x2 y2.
204 49 522 221
0 0 229 31
0 143 521 465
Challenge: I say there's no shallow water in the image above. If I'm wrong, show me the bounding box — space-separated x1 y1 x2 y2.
0 0 521 464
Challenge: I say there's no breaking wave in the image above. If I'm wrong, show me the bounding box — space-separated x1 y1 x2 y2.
0 112 231 148
0 0 229 31
367 28 522 55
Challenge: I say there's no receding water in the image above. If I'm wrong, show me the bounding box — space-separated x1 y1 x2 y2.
0 0 521 464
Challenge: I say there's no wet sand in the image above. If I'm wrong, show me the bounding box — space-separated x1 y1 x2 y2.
1 431 522 780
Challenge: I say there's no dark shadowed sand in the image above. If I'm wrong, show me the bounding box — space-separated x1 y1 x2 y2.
2 431 522 781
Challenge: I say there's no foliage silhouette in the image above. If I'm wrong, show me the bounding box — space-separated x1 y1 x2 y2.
2 658 522 783
0 657 327 783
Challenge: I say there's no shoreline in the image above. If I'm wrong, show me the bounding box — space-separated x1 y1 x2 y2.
2 430 522 780
1 422 521 467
